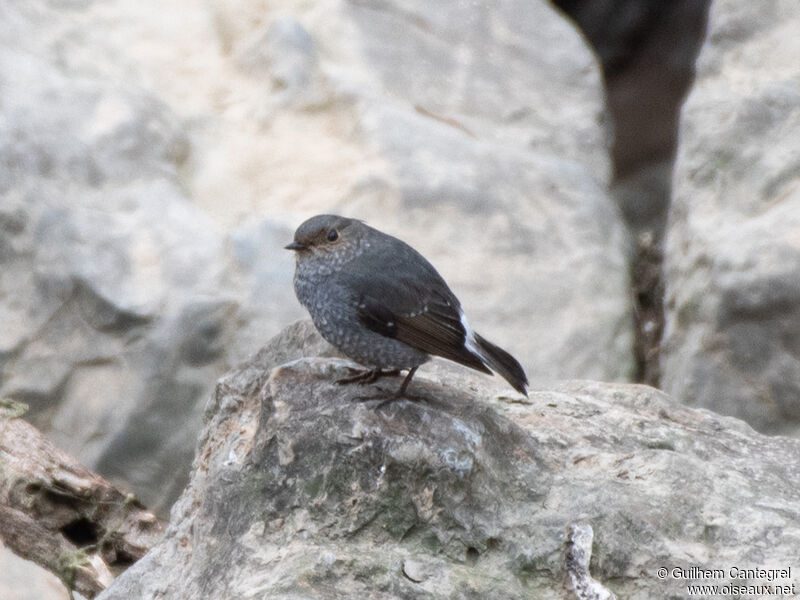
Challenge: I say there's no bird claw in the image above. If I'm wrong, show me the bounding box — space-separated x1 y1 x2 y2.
335 368 400 385
353 389 427 408
337 365 422 408
352 391 394 405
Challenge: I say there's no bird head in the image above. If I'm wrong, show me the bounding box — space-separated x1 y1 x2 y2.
285 214 361 257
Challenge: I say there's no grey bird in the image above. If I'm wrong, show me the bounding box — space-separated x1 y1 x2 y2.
286 215 528 398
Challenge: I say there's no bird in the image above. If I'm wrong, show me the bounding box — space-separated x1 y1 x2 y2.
286 214 528 399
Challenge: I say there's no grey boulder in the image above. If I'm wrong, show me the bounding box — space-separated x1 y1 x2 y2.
98 322 800 600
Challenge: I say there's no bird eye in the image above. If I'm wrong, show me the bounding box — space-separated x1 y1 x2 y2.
327 229 339 242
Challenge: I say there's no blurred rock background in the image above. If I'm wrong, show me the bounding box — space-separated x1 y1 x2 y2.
662 0 800 435
3 0 800 597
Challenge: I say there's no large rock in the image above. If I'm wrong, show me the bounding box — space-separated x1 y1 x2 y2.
662 0 800 435
99 322 800 599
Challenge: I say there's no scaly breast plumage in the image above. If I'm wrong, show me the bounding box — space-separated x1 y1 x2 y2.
294 268 428 369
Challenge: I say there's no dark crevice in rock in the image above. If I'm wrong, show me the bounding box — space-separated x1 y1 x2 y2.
60 517 100 547
551 0 711 386
105 547 138 568
631 232 665 385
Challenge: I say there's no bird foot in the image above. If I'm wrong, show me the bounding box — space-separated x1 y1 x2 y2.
339 366 422 409
335 367 401 385
352 390 394 405
353 389 426 408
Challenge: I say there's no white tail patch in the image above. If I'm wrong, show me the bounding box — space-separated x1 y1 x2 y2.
460 311 487 364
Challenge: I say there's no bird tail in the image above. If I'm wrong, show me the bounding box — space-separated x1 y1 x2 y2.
473 333 529 396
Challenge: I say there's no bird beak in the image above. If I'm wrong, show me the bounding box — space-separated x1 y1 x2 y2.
285 240 308 251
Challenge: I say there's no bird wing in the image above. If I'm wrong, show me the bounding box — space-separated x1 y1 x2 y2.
337 249 491 374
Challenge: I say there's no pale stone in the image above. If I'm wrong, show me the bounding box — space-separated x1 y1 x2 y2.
663 0 800 435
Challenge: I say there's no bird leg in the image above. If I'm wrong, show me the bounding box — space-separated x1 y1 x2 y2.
373 367 421 408
337 366 421 407
335 367 401 385
396 366 418 397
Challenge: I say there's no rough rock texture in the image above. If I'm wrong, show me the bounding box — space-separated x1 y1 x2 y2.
99 322 800 600
0 407 164 598
662 0 800 435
